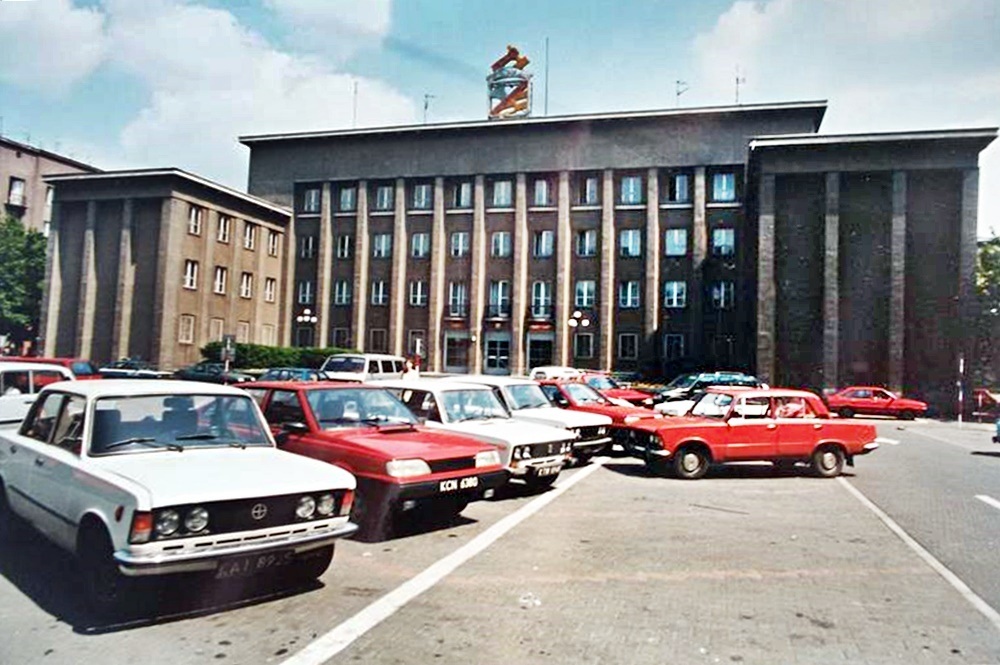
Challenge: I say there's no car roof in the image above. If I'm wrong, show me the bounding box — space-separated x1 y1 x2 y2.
376 378 495 392
324 353 405 361
704 387 819 399
44 379 246 398
0 361 74 373
247 381 387 391
458 374 535 387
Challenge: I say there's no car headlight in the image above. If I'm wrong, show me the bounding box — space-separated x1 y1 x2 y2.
184 506 209 533
316 493 336 516
519 446 531 459
475 450 501 467
296 495 317 519
385 459 432 478
562 442 572 454
155 509 180 536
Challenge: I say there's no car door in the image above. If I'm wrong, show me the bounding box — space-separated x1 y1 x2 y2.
27 394 86 547
723 396 778 461
871 389 896 416
1 391 64 522
773 396 822 458
0 369 38 427
846 389 873 414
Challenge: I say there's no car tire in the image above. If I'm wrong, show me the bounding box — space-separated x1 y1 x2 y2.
284 544 334 586
672 446 710 480
838 407 854 418
899 410 916 421
79 524 138 618
524 474 558 491
810 445 845 478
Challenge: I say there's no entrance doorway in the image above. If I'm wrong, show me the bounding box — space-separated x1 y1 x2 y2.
528 338 554 370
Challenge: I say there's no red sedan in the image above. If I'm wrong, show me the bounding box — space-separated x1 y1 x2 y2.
538 379 665 450
576 372 653 406
826 386 928 420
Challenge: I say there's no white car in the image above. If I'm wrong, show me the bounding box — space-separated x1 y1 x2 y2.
459 375 613 460
320 353 407 382
0 362 75 427
529 365 583 380
0 380 357 616
379 379 575 489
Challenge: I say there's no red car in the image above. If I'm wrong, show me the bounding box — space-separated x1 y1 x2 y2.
0 356 102 379
624 388 879 479
242 382 508 540
538 379 666 450
576 372 653 406
826 386 928 420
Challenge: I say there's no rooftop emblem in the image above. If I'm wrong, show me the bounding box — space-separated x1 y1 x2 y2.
487 45 532 120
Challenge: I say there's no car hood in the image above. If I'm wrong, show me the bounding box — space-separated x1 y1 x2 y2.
92 447 356 507
655 400 695 416
510 407 612 428
601 388 652 402
427 418 575 447
571 404 663 425
310 426 493 460
322 372 365 383
652 415 721 429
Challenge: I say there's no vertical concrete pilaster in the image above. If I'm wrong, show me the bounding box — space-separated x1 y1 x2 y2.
40 203 61 356
511 174 529 374
692 167 707 361
281 213 297 346
469 175 487 373
75 200 98 359
112 199 135 359
254 226 268 344
959 169 979 392
428 177 446 371
555 171 572 366
755 174 776 385
889 172 907 393
644 168 661 357
823 173 840 392
600 170 616 370
316 183 333 346
352 181 370 350
153 197 182 368
390 178 408 356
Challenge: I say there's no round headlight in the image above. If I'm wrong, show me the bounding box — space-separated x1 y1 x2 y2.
296 495 317 519
521 447 531 459
316 493 335 516
155 509 180 536
184 506 209 533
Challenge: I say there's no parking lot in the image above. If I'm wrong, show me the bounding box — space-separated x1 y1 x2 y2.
1 417 999 665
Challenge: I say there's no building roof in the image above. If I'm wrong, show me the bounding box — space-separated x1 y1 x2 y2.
750 127 998 150
0 135 101 173
239 100 829 145
44 167 291 217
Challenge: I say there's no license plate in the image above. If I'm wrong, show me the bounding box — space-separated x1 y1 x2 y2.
439 476 479 493
534 465 559 477
215 550 295 579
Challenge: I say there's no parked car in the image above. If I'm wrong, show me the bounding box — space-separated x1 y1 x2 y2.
0 380 358 616
380 379 576 489
825 386 928 420
319 353 406 382
576 371 653 406
459 375 613 461
0 362 75 427
174 361 256 385
624 387 879 479
99 358 173 379
258 367 324 382
649 371 766 407
529 366 584 380
241 382 507 541
974 388 1000 418
0 356 102 380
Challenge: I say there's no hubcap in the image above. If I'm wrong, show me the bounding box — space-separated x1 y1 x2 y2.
821 451 836 470
682 453 700 473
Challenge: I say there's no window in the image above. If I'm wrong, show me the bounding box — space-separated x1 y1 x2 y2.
217 215 232 243
485 340 510 370
664 334 686 360
7 177 25 206
581 176 599 205
489 280 510 317
264 277 276 303
372 233 392 258
339 186 357 211
453 181 472 208
409 280 428 306
183 260 199 290
620 175 643 204
619 229 642 257
450 231 469 257
712 281 735 309
333 328 351 348
575 280 596 308
618 281 640 309
239 272 253 298
449 282 468 316
533 179 550 206
445 336 469 368
669 173 691 203
267 231 279 256
236 321 250 344
371 280 388 305
336 234 353 259
298 280 314 305
412 183 432 210
410 232 430 258
300 235 316 259
243 222 257 250
576 229 597 257
492 180 512 207
261 324 276 346
712 228 735 256
369 329 388 353
663 281 687 308
209 318 225 342
491 231 511 258
532 230 554 258
178 314 196 344
408 330 426 356
374 185 394 211
531 281 552 318
664 228 688 256
187 205 203 235
213 266 227 294
334 280 352 305
296 327 314 347
574 332 594 359
618 333 638 360
303 188 321 213
712 173 736 202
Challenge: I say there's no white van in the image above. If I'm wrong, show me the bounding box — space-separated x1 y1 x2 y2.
0 362 75 427
319 353 407 382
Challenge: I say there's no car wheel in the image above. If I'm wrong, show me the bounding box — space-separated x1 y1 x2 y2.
838 407 854 418
80 525 138 618
284 545 334 586
899 410 916 421
810 445 845 478
524 474 558 491
672 446 710 480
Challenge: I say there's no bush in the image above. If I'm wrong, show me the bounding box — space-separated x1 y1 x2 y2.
200 342 357 369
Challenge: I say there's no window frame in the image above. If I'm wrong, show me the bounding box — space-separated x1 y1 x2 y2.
370 279 388 306
183 260 199 290
576 229 597 257
619 175 644 205
411 232 430 258
239 272 253 299
664 228 688 257
575 280 596 308
213 266 227 295
663 281 687 308
490 231 512 258
450 231 470 257
618 333 639 360
619 228 642 258
372 233 393 259
618 281 640 309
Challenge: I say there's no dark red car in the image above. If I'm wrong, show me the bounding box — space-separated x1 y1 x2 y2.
241 382 508 540
538 379 666 450
826 386 928 420
623 388 879 479
576 372 653 406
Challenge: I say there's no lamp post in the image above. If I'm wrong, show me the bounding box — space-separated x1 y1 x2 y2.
295 308 318 346
567 310 591 363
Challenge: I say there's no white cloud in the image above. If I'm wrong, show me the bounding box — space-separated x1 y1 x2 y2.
0 0 106 93
264 0 392 61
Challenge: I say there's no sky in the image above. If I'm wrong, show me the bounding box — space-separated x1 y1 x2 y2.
1 0 998 234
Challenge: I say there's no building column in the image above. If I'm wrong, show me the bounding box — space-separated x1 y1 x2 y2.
281 213 297 346
889 172 907 393
691 167 707 362
390 178 408 356
153 197 182 368
112 199 135 360
644 168 661 360
511 173 529 375
40 203 62 356
469 175 487 373
315 183 334 346
554 171 572 366
428 177 446 371
959 168 979 396
75 200 98 359
755 174 776 386
352 181 370 351
822 173 840 392
254 226 268 344
600 169 616 370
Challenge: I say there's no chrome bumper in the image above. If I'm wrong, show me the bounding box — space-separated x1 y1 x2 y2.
573 436 612 453
508 455 565 477
859 442 880 454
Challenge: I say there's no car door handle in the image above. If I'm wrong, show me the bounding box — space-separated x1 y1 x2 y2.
813 423 823 430
766 424 777 430
23 398 35 405
34 457 45 467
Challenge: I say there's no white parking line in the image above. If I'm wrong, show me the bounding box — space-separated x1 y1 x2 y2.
875 437 899 446
838 478 1000 632
281 458 609 665
976 494 1000 512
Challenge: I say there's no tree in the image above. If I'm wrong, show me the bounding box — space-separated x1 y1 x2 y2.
0 215 47 349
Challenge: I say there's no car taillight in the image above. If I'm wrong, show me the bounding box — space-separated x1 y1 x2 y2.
130 511 153 543
339 490 354 517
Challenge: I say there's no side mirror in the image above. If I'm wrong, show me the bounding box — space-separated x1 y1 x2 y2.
281 421 309 434
416 416 427 425
555 397 570 408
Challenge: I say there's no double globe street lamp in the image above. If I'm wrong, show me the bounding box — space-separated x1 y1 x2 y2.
567 310 591 329
296 308 318 325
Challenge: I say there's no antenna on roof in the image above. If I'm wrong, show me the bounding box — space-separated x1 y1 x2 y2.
675 80 689 107
423 93 435 124
735 66 746 104
352 80 359 128
544 37 550 116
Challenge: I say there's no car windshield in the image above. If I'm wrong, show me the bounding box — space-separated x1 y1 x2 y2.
89 394 271 455
504 383 553 410
689 392 736 418
322 357 366 373
664 373 697 389
564 383 609 405
305 387 417 428
439 389 509 422
585 375 619 390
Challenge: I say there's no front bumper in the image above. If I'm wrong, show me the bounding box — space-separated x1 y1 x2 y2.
572 436 612 455
392 469 510 501
508 456 566 478
858 442 880 454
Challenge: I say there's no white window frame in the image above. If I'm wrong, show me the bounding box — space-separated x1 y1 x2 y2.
485 339 510 370
187 205 203 236
243 222 257 250
454 181 472 208
213 266 227 294
492 180 512 207
264 277 276 303
489 280 511 315
712 172 736 202
303 188 321 213
339 186 357 212
575 280 596 308
236 321 250 344
581 176 599 205
620 175 643 204
372 233 392 258
411 232 430 258
374 185 394 211
618 281 640 309
663 281 687 308
409 280 428 307
240 272 253 299
209 317 225 342
533 179 550 207
618 333 639 360
619 228 642 257
371 280 388 306
217 215 231 243
450 231 469 257
672 173 691 203
261 324 276 346
412 183 432 210
300 235 316 259
531 281 552 318
336 234 352 259
448 282 468 316
298 280 314 305
183 260 199 290
576 229 598 257
664 228 688 257
7 177 25 206
574 332 594 359
267 230 279 257
491 231 511 258
713 281 735 309
334 280 352 305
533 230 554 258
178 314 196 345
713 228 735 256
408 329 426 356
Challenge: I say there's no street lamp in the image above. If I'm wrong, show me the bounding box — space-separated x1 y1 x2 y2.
567 310 591 328
296 308 318 325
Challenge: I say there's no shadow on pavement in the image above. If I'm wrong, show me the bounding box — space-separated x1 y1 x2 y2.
602 461 856 481
971 451 1000 459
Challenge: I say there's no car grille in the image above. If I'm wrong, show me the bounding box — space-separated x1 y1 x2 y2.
428 457 476 473
528 441 565 457
574 426 607 442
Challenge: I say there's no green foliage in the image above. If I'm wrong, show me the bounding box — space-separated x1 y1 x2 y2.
973 236 1000 387
200 342 357 369
0 216 46 343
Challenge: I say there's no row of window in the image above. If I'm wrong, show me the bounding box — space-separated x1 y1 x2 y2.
177 315 277 346
182 260 277 301
301 172 739 214
187 204 280 256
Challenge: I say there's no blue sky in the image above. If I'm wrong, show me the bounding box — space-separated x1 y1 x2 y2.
1 0 998 232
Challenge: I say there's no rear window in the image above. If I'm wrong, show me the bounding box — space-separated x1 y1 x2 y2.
323 357 366 374
71 361 100 377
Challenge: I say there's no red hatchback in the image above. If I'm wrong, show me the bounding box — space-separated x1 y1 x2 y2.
242 382 509 540
826 386 928 420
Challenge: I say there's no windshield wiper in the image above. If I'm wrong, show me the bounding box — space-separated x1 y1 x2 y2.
175 433 218 441
103 437 184 452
